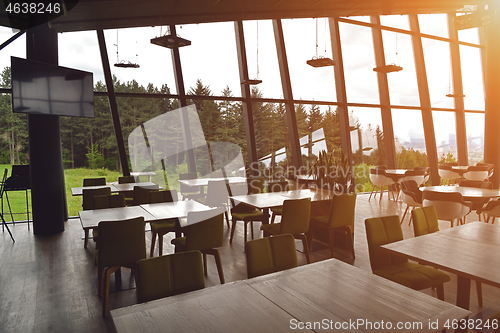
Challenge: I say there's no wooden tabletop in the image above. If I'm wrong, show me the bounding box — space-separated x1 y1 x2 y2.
140 200 210 222
71 182 158 196
79 206 157 231
231 192 291 210
178 176 247 187
71 185 113 196
382 222 500 310
111 259 470 333
422 186 500 199
111 182 160 192
279 188 335 201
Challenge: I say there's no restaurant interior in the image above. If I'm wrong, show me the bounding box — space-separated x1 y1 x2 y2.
1 0 500 332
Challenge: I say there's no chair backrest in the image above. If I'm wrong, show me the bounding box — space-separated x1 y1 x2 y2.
399 170 425 186
0 169 8 197
179 172 200 194
365 215 408 272
463 165 490 181
149 189 178 204
280 198 311 235
92 194 126 210
97 217 146 269
266 181 289 193
184 208 225 251
369 168 394 186
82 187 112 210
245 233 298 279
132 185 160 206
136 250 205 303
422 190 468 222
328 193 357 229
438 167 461 181
206 180 229 207
83 177 106 187
118 176 136 184
400 180 422 203
412 206 439 237
247 177 264 194
459 180 493 189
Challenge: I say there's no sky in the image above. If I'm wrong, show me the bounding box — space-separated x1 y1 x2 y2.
0 13 486 156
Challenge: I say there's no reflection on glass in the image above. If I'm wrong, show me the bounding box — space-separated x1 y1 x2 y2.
282 18 336 102
418 14 449 38
460 45 484 110
339 23 379 104
392 109 428 168
421 37 453 108
382 31 419 106
432 111 457 163
465 112 485 164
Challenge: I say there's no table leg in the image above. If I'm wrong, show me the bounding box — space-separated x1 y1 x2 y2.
456 275 471 310
262 208 270 237
84 229 89 248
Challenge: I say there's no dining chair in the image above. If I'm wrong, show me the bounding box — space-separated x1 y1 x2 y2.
266 180 289 224
365 215 450 300
132 184 160 206
196 180 230 228
413 166 430 184
477 199 500 224
179 172 205 201
171 208 226 284
399 180 422 225
97 216 146 317
369 168 397 203
245 233 298 278
438 165 461 185
422 190 472 227
118 176 136 205
82 187 112 210
136 250 205 303
260 197 311 264
91 194 127 246
476 162 495 181
411 206 483 307
459 180 493 221
463 165 490 182
0 169 14 242
149 189 178 257
83 177 106 187
247 176 265 194
307 193 356 259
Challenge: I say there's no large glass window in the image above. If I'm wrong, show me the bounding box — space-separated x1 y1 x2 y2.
418 14 449 38
282 18 336 102
392 109 428 168
460 45 484 110
465 112 485 164
339 22 379 104
432 111 458 163
380 15 410 30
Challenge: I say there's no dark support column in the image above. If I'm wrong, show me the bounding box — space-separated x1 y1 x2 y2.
409 15 440 185
329 18 354 170
448 13 468 166
484 2 500 188
96 30 130 176
234 21 259 175
273 19 302 170
370 16 397 168
27 23 66 235
170 25 197 174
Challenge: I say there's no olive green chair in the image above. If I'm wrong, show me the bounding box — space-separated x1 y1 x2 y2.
247 177 265 194
307 193 356 259
83 177 106 187
266 180 289 224
245 233 298 279
136 250 205 303
260 198 311 264
365 215 450 300
92 194 126 210
118 176 136 205
97 216 146 317
132 185 160 206
82 187 112 210
171 208 226 284
412 206 483 306
149 190 178 257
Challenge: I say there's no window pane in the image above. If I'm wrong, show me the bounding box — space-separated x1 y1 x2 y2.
243 20 283 99
466 112 485 164
458 27 480 44
433 111 458 163
460 45 484 110
418 14 449 38
392 109 428 168
382 31 419 106
180 22 241 97
380 15 410 30
421 37 453 108
339 22 379 104
282 18 336 102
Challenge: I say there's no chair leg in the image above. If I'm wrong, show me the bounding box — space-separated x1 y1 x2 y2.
0 214 14 242
297 234 311 264
476 280 483 307
244 220 248 244
204 249 225 284
203 253 208 276
158 233 164 256
224 210 230 229
379 186 384 203
345 227 355 259
229 218 237 244
328 229 335 258
307 224 316 252
102 266 120 317
401 206 410 224
150 230 157 257
436 284 445 301
250 221 254 240
368 186 375 200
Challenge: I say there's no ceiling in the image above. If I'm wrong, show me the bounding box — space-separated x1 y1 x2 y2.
46 0 486 32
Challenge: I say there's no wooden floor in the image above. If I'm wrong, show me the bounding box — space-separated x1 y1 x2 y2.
1 192 500 333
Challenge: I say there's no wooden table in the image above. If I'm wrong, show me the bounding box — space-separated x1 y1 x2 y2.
79 206 157 248
71 185 113 196
178 176 247 188
71 182 158 196
141 200 210 236
422 186 500 200
385 168 408 181
111 259 470 333
382 222 500 311
111 182 160 193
